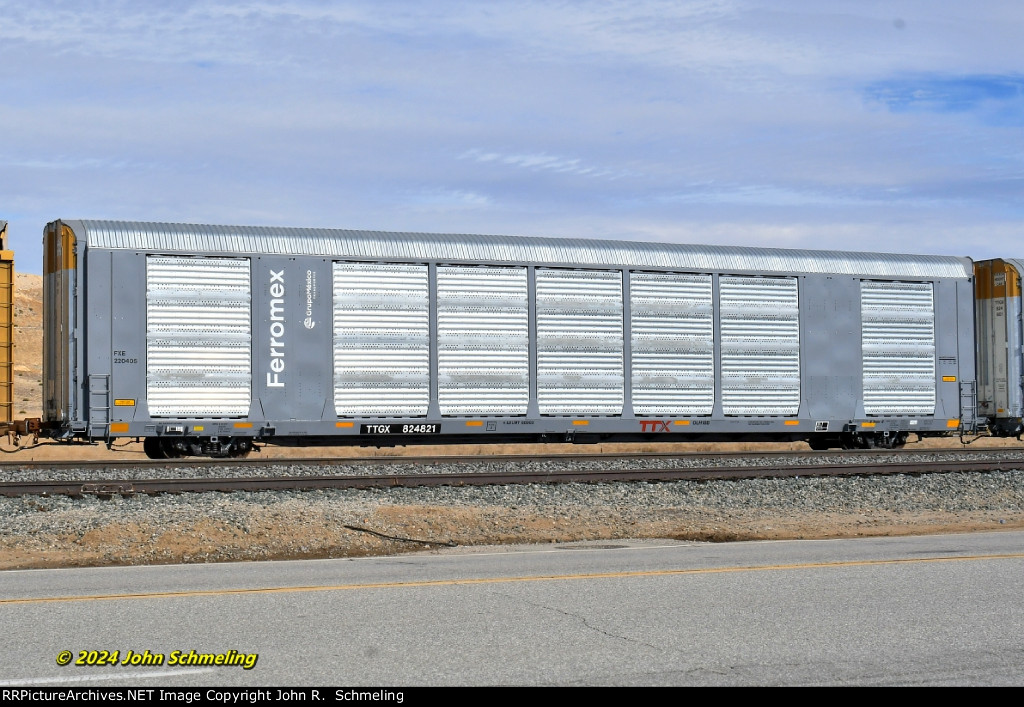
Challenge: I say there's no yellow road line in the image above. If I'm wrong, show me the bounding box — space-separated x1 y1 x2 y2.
4 553 1022 605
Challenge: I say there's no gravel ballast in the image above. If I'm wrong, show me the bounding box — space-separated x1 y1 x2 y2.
2 462 1023 571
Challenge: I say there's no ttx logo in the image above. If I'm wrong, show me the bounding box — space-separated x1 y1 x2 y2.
639 420 672 432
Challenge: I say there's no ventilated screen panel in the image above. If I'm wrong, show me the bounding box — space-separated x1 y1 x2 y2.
536 269 623 415
630 272 714 415
146 256 251 417
333 262 429 416
861 281 936 415
720 276 800 415
437 265 528 415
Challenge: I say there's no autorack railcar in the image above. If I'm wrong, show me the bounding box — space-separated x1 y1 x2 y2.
34 219 1007 459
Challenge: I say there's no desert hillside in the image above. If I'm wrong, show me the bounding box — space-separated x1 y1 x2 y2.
12 272 42 419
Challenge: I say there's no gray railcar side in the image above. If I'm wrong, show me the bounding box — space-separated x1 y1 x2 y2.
42 219 977 457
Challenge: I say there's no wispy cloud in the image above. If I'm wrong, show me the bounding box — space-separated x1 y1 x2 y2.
405 188 493 211
660 183 878 208
0 154 136 171
867 74 1024 124
460 149 636 180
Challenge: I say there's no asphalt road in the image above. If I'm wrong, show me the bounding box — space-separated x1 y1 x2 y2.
2 531 1023 687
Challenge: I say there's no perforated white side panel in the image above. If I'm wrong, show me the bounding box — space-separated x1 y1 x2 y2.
630 272 714 415
146 256 251 417
536 269 623 414
861 281 936 415
720 276 801 415
333 263 429 416
437 266 529 415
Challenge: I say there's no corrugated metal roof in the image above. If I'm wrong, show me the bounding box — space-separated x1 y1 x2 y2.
1006 259 1024 279
64 219 974 278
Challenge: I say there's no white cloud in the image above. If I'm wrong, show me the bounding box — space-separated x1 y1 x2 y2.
460 149 636 180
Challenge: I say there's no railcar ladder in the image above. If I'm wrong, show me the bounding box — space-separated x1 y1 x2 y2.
959 380 979 436
88 374 111 437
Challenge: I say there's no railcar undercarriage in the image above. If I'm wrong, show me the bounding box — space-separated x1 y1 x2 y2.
142 436 254 459
807 431 911 450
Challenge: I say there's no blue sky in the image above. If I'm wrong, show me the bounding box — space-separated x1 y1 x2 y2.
2 0 1022 274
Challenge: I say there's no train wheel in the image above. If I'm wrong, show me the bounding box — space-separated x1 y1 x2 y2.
162 442 185 458
882 432 908 449
840 432 868 449
227 438 253 458
143 437 166 460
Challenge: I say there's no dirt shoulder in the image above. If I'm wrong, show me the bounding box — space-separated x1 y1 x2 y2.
2 492 1022 572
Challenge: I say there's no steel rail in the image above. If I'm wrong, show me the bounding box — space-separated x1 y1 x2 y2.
1 445 1022 472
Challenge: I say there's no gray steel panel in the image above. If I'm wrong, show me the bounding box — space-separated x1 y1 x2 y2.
68 220 973 279
720 276 801 415
332 262 429 416
536 269 624 415
109 251 147 425
1006 262 1024 418
145 256 252 417
1006 298 1023 417
84 252 113 433
436 265 529 415
252 259 333 421
798 277 860 421
630 272 714 415
861 281 936 415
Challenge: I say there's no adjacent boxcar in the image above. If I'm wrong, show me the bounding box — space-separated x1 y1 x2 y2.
41 219 977 457
974 258 1024 437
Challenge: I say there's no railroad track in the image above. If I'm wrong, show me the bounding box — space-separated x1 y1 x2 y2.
2 451 1023 497
2 443 1022 469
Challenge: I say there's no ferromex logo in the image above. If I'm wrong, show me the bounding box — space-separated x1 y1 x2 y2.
267 269 286 388
304 269 317 329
